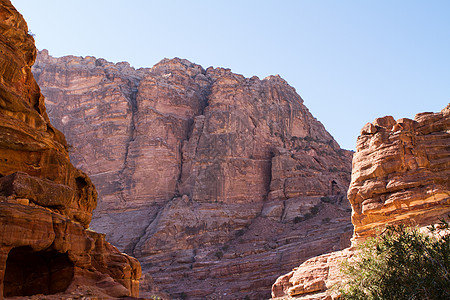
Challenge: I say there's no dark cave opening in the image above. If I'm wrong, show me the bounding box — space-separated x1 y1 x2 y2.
3 246 74 297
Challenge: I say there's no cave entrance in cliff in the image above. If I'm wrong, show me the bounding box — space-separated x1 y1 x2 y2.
3 246 74 297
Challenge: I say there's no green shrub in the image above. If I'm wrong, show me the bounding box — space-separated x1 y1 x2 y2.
339 219 450 299
293 216 304 223
235 229 245 237
320 196 332 203
310 203 321 215
215 250 223 260
328 166 339 172
322 217 331 224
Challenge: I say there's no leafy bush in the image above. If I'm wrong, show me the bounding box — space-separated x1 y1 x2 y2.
328 166 340 172
320 196 332 203
310 204 321 215
340 219 450 300
293 204 322 224
322 217 331 224
235 229 245 237
293 216 304 223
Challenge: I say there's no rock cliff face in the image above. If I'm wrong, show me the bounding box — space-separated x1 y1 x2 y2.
349 108 450 241
33 51 353 298
271 105 450 299
0 0 140 298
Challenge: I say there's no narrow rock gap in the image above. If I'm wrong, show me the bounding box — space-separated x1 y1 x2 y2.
132 76 214 255
117 77 141 204
130 204 162 257
175 81 213 197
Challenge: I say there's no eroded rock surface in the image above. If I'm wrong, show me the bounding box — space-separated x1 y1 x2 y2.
34 50 353 298
271 105 450 299
0 0 140 298
272 248 354 300
349 107 450 241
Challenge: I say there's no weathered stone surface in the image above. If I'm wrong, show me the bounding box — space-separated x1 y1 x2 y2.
34 49 353 299
271 105 450 299
272 248 353 300
0 0 97 228
349 106 450 241
0 202 141 299
0 1 140 298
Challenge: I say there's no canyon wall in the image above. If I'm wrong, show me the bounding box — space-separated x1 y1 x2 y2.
34 51 353 299
272 105 450 299
0 0 140 298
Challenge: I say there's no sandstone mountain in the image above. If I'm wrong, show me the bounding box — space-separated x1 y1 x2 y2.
0 0 140 298
272 105 450 299
33 50 353 299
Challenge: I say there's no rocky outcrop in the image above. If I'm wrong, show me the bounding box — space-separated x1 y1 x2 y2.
271 105 450 299
0 201 141 299
272 249 353 300
34 50 353 299
0 0 140 298
349 107 450 241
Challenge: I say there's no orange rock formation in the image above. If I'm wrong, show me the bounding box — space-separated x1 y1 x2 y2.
271 105 450 299
349 107 450 241
0 0 140 298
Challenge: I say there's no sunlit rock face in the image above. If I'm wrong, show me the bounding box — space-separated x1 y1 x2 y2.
0 0 140 298
271 105 450 299
34 50 353 299
349 106 450 241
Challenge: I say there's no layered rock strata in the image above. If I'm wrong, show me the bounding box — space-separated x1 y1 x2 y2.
0 1 140 298
349 108 450 241
34 51 353 298
271 105 450 299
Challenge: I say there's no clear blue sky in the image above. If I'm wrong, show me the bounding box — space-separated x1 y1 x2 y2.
12 0 450 150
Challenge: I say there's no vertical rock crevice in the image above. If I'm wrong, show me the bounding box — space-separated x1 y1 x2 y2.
175 78 212 198
117 78 140 205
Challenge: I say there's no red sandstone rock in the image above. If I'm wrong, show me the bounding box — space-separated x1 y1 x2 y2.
34 50 353 298
271 105 450 299
272 248 353 300
349 105 450 242
0 3 96 227
0 202 141 299
0 1 140 298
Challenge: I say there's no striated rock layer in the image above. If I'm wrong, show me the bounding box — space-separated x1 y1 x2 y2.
271 105 450 299
349 107 450 241
0 0 140 298
34 50 353 298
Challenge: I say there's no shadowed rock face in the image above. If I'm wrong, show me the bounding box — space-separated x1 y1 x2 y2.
34 50 353 299
271 105 450 299
0 0 140 298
